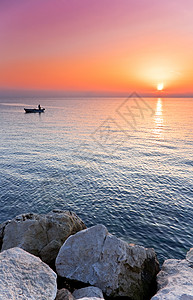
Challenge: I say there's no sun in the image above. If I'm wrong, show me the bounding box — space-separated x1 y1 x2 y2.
157 83 164 91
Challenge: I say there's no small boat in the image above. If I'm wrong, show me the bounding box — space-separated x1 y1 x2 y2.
24 108 45 113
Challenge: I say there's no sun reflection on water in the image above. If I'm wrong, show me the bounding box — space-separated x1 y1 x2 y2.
153 98 163 136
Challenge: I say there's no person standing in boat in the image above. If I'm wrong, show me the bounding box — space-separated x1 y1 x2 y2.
38 104 41 110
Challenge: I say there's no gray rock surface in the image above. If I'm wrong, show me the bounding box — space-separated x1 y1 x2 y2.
56 288 75 300
0 210 86 264
151 255 193 300
0 247 57 300
73 286 104 300
186 248 193 264
56 224 159 299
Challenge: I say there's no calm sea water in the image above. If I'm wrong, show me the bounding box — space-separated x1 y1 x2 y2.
0 96 192 263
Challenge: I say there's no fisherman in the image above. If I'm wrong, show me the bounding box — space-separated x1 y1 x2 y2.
38 104 41 110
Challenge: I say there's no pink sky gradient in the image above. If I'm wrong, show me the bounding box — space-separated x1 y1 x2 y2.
1 0 193 94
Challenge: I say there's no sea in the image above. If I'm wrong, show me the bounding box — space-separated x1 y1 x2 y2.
0 95 192 263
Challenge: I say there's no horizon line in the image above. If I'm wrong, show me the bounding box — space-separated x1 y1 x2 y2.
0 89 193 98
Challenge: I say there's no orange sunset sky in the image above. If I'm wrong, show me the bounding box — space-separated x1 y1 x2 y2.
1 0 193 96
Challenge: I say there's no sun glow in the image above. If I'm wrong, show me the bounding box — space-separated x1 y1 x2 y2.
157 83 164 91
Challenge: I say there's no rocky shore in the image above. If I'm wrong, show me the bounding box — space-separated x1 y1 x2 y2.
0 210 192 299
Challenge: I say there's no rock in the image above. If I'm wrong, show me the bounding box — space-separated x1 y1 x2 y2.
186 248 193 265
56 224 159 299
151 257 193 299
73 286 104 299
0 210 86 265
0 219 10 249
56 288 75 300
0 247 57 299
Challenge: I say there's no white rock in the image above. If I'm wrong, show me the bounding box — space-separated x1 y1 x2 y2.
151 258 193 300
56 224 159 299
73 286 104 300
0 247 57 300
0 210 86 264
186 248 193 264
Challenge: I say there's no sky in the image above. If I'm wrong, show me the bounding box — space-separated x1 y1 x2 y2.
1 0 193 95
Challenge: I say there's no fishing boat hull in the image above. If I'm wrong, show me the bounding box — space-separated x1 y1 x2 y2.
24 108 45 113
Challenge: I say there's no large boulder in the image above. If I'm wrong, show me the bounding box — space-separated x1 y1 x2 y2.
0 247 57 299
0 210 86 265
73 286 104 300
56 224 159 299
151 248 193 299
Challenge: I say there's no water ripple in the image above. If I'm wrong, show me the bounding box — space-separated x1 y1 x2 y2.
0 98 193 263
